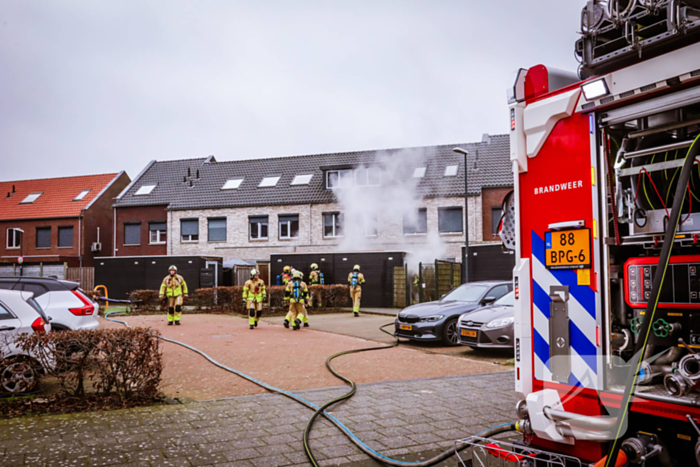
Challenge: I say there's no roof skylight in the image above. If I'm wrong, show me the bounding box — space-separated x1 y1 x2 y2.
291 174 313 186
222 179 244 190
259 176 281 188
413 167 427 178
134 185 156 196
20 192 42 204
444 165 458 177
74 189 90 201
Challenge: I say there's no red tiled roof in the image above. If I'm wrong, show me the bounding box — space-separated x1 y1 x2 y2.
0 173 119 221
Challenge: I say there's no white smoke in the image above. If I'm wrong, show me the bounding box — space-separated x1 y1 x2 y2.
332 147 449 270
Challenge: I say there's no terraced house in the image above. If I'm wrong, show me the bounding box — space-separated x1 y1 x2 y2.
112 135 512 265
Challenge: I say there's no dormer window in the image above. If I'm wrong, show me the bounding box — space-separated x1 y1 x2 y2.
327 168 381 189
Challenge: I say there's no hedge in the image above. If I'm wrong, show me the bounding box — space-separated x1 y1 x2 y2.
127 284 351 313
12 328 162 401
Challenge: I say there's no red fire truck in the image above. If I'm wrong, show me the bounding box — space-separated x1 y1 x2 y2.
499 1 700 465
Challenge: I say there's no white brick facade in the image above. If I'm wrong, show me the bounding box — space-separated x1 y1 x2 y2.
168 195 483 263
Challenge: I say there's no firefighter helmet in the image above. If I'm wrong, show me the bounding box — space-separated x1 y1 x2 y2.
353 264 361 271
292 270 303 280
169 265 178 272
250 268 259 277
283 266 291 273
310 263 318 270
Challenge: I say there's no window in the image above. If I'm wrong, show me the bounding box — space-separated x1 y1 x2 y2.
291 174 313 186
6 229 21 249
323 212 343 238
73 189 90 201
36 227 51 248
492 207 503 235
279 214 299 239
180 219 199 242
249 216 269 240
444 165 458 177
327 168 381 188
124 223 141 246
413 167 427 178
58 226 74 248
22 283 48 299
486 285 511 301
149 222 167 244
134 185 156 196
403 208 427 235
222 179 243 190
208 218 227 242
365 214 378 237
438 207 463 234
259 176 281 188
0 303 15 321
20 192 42 204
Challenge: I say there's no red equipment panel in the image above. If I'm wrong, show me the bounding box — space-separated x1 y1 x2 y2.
624 255 700 309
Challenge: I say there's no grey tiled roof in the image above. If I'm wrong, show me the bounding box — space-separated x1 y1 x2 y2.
114 135 511 210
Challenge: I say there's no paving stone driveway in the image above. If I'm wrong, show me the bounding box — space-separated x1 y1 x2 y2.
0 372 518 467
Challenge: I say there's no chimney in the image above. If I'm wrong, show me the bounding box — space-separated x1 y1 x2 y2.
183 176 186 182
196 169 200 179
189 180 193 187
12 185 15 193
187 168 191 177
6 192 9 198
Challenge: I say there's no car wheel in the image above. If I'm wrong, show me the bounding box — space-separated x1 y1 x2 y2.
442 319 460 346
0 358 40 394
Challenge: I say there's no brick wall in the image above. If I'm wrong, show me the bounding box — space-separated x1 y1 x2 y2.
82 172 130 265
0 218 81 267
115 205 169 256
480 187 513 242
169 195 482 263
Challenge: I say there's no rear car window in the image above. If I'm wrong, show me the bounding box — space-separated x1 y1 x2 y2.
0 281 18 290
22 283 49 298
0 303 16 320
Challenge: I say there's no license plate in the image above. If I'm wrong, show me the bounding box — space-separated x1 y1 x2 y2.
400 324 412 331
461 330 477 337
544 228 591 270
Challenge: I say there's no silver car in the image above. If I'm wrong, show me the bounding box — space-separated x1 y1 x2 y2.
0 289 52 394
457 291 514 349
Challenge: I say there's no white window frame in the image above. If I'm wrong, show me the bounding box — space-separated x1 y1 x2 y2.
249 217 269 240
6 228 21 249
20 192 42 204
291 174 313 186
323 212 344 238
279 215 300 239
134 185 156 196
180 219 199 243
258 176 281 188
413 167 427 178
444 165 458 177
149 223 167 245
73 189 90 201
221 179 243 190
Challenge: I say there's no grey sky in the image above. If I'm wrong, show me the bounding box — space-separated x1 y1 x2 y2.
1 1 584 182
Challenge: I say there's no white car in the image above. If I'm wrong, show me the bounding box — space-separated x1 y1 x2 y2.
0 277 99 331
0 289 52 394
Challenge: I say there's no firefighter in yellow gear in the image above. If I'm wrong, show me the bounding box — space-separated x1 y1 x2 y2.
284 270 310 330
159 265 188 325
348 264 365 317
281 266 293 285
243 268 266 330
308 263 323 307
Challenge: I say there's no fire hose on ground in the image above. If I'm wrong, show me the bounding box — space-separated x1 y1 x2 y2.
103 309 515 467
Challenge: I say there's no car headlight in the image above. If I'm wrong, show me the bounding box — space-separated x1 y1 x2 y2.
486 317 514 329
419 315 444 323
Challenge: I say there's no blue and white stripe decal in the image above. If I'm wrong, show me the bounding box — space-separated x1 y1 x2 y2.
531 231 598 389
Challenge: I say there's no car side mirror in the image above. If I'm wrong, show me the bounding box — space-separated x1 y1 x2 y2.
482 296 497 305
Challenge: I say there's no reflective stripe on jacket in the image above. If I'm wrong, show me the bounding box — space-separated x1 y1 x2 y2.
243 279 267 302
160 274 188 297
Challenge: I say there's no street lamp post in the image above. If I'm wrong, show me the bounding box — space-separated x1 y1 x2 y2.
452 148 477 283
